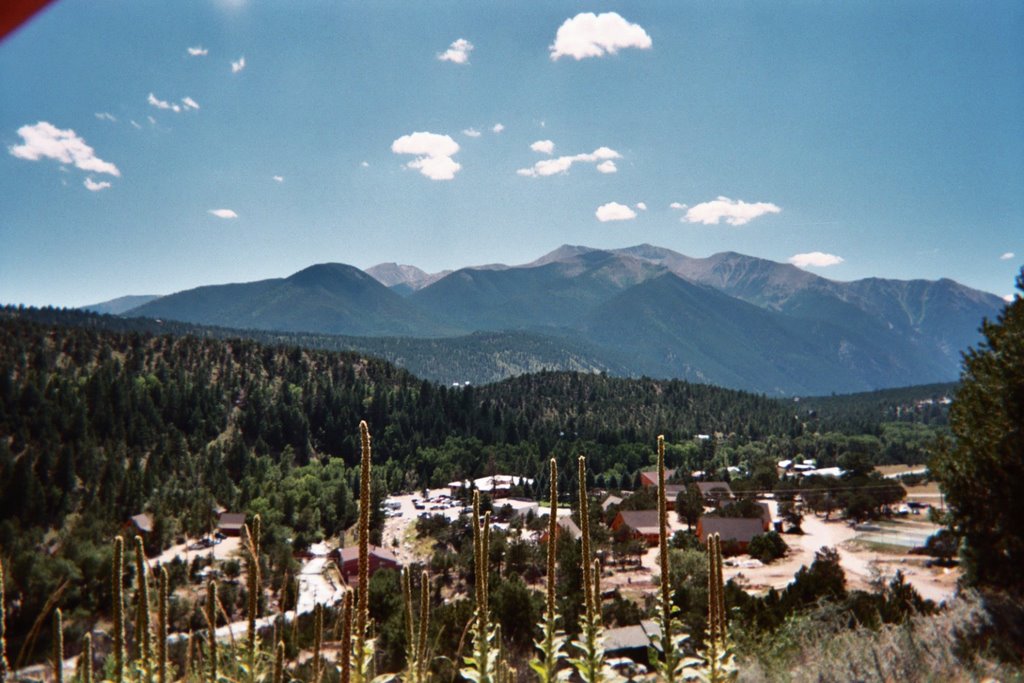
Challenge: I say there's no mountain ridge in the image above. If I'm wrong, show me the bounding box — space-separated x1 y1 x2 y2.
117 244 1006 394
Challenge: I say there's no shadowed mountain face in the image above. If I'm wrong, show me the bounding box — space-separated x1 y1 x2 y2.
128 263 453 337
123 245 1006 394
81 294 160 315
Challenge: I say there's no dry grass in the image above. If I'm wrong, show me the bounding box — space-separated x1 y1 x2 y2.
737 591 1024 683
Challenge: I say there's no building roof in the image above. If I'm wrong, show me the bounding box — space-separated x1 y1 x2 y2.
129 513 153 534
447 475 535 491
698 516 765 544
615 510 661 535
695 481 734 499
604 624 650 651
602 494 623 511
217 512 247 530
556 515 583 540
337 545 399 564
639 470 660 487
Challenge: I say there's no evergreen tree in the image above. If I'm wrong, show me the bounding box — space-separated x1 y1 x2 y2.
931 273 1024 592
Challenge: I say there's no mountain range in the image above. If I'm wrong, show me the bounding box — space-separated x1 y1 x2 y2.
97 244 1005 395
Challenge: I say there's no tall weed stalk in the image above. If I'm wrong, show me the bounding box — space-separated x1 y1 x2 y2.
568 455 608 683
529 458 568 682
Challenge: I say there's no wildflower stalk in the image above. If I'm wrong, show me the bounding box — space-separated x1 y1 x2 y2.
312 603 323 683
462 490 496 682
339 590 353 683
245 515 262 683
352 420 373 683
528 456 569 679
700 533 736 682
416 570 430 682
78 633 92 683
1 558 9 683
134 536 152 682
272 641 285 683
529 457 568 682
113 536 125 683
658 435 681 682
570 455 606 683
157 567 168 683
206 581 218 683
52 608 63 683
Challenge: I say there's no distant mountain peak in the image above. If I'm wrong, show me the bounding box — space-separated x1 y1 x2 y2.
526 244 601 267
365 262 452 291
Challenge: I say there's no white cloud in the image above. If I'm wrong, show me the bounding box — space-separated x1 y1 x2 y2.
9 121 120 176
147 116 157 125
130 120 142 129
148 93 181 112
1004 294 1016 303
674 196 781 226
530 139 555 155
789 252 845 268
669 201 685 210
463 128 482 138
517 146 621 177
596 202 637 222
1000 252 1015 260
182 96 200 110
391 131 461 180
596 160 617 173
492 123 505 133
231 56 246 73
209 209 238 219
550 12 652 61
438 38 473 64
360 161 370 168
83 177 111 192
188 46 208 56
636 202 647 211
273 175 284 182
94 112 117 123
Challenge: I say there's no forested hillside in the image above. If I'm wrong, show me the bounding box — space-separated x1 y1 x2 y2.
0 306 952 666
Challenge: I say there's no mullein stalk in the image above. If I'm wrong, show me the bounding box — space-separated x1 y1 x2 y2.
135 536 152 682
272 641 285 683
206 581 218 683
312 603 324 683
339 590 353 683
1 558 9 683
402 569 415 672
402 569 432 683
353 420 373 682
113 536 125 683
416 570 430 683
529 458 566 682
246 516 262 683
78 633 93 683
157 567 168 683
462 490 495 682
570 455 606 683
52 608 63 683
703 534 736 682
657 435 681 682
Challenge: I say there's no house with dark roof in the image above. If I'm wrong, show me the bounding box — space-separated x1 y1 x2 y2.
217 512 247 536
334 545 400 582
695 481 734 505
610 510 661 546
696 516 765 552
604 620 663 667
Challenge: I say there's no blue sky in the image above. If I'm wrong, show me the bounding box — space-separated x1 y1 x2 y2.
1 1 1022 307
